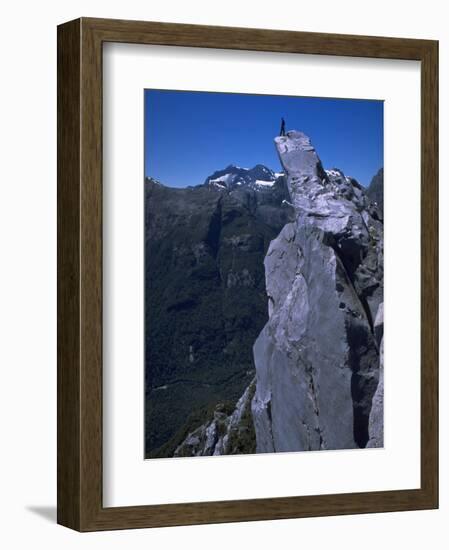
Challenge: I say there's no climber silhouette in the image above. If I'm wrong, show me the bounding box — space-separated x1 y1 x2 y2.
280 117 286 137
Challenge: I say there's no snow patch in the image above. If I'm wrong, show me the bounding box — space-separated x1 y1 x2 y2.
209 173 235 187
254 179 275 187
209 180 227 189
325 169 343 178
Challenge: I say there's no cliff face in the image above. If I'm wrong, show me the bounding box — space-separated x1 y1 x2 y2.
251 131 384 452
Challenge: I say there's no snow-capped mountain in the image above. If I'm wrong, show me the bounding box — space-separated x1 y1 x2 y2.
204 164 284 191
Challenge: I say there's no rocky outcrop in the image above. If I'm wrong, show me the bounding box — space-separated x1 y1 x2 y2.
251 131 383 452
174 379 256 457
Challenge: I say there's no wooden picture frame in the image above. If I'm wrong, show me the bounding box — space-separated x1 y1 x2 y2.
57 17 438 531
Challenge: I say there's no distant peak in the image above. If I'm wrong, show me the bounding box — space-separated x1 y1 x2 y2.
204 163 281 192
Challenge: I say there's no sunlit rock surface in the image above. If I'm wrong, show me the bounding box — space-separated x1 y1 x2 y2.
251 130 384 452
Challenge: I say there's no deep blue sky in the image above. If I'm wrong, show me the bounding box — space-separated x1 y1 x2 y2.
144 89 383 188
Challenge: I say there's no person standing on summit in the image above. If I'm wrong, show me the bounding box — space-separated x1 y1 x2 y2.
279 117 286 136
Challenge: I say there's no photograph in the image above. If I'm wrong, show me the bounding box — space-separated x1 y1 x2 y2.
144 90 384 459
1 2 441 542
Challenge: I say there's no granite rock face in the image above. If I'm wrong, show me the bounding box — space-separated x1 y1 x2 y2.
251 130 383 452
